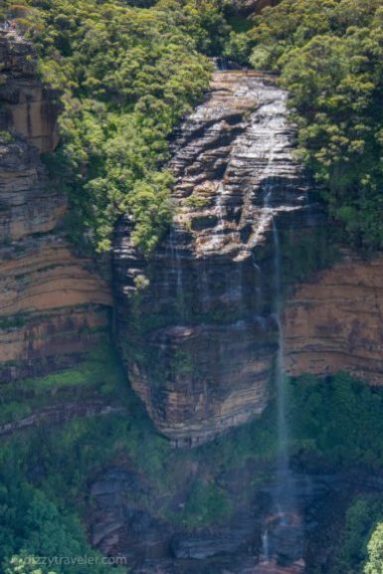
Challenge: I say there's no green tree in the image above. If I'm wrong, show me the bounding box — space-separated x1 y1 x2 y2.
2 0 226 253
4 555 57 574
365 523 383 574
247 0 383 250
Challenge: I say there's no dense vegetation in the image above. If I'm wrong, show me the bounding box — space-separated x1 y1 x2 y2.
290 373 383 468
0 344 129 574
1 358 383 572
1 0 383 571
245 0 383 250
3 0 382 252
289 373 383 573
1 0 233 253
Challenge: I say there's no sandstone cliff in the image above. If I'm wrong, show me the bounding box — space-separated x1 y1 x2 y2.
0 29 112 381
114 71 315 446
285 254 383 384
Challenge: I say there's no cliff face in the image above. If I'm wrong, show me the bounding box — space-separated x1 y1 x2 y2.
0 29 59 153
285 254 383 384
114 71 314 445
0 30 112 381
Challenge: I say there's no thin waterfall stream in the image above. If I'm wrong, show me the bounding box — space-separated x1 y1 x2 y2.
273 218 292 495
257 121 304 570
258 216 304 570
116 68 309 570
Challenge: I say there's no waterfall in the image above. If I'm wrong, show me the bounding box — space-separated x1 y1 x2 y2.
115 68 311 572
262 528 270 562
258 215 303 570
272 218 295 510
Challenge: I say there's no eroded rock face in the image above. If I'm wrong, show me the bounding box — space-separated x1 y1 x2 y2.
114 71 314 445
284 254 383 384
88 462 341 573
0 29 60 153
0 30 112 381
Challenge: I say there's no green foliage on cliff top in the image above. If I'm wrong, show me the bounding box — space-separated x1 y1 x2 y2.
2 0 232 253
247 0 383 250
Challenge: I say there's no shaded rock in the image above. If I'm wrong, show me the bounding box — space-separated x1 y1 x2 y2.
171 528 254 560
114 71 313 445
90 468 171 559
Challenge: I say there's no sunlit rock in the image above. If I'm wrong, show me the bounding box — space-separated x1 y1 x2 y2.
114 71 313 445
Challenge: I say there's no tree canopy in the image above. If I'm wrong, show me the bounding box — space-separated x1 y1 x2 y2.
365 523 383 574
248 0 383 249
2 0 232 253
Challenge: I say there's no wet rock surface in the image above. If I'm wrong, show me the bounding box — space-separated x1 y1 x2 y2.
114 71 313 445
88 464 350 574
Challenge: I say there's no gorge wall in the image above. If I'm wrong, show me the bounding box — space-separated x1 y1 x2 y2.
284 254 383 385
0 29 112 381
1 22 383 574
1 9 383 574
1 26 383 447
114 70 315 446
114 69 383 447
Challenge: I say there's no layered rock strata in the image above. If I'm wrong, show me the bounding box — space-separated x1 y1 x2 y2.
0 29 112 381
284 254 383 384
0 402 123 438
114 71 313 445
0 28 60 153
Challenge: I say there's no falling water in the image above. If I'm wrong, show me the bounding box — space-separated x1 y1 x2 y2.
262 528 270 562
259 214 302 569
167 70 305 566
199 261 211 313
272 218 294 501
259 215 303 569
215 183 226 229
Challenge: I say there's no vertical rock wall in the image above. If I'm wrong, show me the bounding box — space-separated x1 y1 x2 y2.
284 254 383 384
114 71 316 445
0 30 112 381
